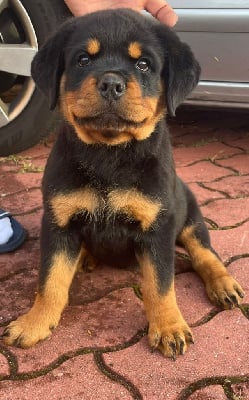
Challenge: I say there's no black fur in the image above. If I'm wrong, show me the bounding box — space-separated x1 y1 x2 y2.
3 9 244 356
30 9 205 293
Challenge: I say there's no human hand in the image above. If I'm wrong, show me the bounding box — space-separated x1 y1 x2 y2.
64 0 178 27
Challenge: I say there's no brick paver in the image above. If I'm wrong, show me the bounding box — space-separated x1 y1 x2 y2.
0 110 248 399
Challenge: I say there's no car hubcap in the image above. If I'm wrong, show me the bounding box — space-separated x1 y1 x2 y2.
0 0 38 127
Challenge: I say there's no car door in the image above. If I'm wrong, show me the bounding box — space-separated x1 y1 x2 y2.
171 0 249 107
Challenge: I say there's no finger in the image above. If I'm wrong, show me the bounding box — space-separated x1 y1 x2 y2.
145 0 178 27
65 0 142 17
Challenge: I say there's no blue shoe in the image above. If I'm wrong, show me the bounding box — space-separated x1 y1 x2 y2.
0 209 26 253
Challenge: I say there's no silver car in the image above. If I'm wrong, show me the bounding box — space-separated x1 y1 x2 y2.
0 1 248 155
172 0 249 108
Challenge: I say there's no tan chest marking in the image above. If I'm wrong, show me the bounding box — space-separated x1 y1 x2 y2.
50 187 102 227
108 188 161 231
51 187 161 231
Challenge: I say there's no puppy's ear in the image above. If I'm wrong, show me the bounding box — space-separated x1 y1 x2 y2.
31 19 75 110
154 25 201 116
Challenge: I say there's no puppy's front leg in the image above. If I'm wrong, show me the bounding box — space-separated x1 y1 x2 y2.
137 230 193 359
3 214 84 348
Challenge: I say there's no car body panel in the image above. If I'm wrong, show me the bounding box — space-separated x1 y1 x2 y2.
171 0 249 8
170 1 249 107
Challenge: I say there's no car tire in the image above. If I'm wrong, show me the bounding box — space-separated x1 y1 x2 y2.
0 0 71 156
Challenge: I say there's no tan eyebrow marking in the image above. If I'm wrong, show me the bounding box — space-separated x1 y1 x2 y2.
128 41 142 59
87 38 101 55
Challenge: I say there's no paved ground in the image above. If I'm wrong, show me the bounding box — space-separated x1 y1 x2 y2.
0 109 248 400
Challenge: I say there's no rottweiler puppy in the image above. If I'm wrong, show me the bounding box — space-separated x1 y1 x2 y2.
3 9 244 359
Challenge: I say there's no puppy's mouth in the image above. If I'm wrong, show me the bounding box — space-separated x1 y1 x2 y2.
73 112 146 131
71 111 150 145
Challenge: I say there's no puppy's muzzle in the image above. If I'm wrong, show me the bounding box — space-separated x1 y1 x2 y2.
97 72 126 101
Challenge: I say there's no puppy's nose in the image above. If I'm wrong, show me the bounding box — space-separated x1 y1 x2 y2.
98 73 126 100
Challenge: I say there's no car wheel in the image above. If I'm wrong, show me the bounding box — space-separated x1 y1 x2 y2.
0 0 71 156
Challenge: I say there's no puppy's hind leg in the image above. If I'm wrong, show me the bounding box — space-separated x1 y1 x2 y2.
178 191 244 309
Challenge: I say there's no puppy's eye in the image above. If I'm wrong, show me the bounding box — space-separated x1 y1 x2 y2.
136 58 150 72
77 53 90 67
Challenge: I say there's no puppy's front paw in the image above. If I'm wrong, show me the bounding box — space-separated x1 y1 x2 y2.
148 314 194 360
2 312 56 348
206 275 244 309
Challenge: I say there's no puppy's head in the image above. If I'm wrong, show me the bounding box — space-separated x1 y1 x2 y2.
32 9 200 145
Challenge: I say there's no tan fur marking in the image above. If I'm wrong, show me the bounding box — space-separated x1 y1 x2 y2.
87 38 101 55
138 254 193 357
179 226 230 283
60 76 104 144
3 250 83 348
128 41 142 59
122 79 166 141
60 74 165 145
108 189 161 230
178 226 244 308
77 251 98 272
50 187 101 227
